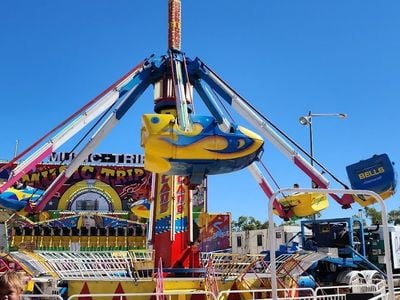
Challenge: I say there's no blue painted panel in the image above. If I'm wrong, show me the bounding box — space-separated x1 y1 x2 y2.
346 153 396 194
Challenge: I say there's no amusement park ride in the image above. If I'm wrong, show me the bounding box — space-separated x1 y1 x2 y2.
0 0 397 298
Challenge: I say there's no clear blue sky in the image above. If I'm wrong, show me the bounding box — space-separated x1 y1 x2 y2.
0 1 399 223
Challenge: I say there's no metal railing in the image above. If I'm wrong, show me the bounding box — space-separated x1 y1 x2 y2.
218 282 386 300
20 281 387 300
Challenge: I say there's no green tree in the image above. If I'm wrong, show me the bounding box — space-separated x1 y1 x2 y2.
351 214 367 226
364 207 382 224
232 216 268 231
388 209 400 225
362 207 400 225
282 219 298 225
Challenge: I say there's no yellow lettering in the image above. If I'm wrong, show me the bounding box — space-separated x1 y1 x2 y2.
100 167 115 177
358 167 385 180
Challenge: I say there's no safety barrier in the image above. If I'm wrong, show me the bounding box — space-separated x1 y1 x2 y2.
17 282 385 300
67 290 217 300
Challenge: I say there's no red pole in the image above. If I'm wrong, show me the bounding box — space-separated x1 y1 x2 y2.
168 0 181 50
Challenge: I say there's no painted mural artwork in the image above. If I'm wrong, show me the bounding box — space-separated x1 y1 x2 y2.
0 154 152 213
198 213 231 252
